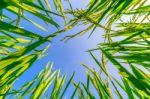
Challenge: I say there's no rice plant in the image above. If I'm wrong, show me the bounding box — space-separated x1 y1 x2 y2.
0 0 149 99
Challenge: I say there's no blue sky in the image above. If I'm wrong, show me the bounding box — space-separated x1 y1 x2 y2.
12 0 127 98
14 0 92 86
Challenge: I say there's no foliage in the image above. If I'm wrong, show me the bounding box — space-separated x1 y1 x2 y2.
0 0 149 99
